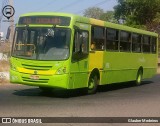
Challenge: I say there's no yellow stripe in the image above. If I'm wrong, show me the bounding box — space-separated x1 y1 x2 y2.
89 51 104 71
17 67 56 75
90 18 104 26
89 51 104 84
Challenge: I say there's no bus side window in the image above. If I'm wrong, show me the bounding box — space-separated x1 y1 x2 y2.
91 26 105 50
120 31 131 52
151 37 157 53
106 28 119 51
132 33 142 53
73 30 89 60
143 35 151 53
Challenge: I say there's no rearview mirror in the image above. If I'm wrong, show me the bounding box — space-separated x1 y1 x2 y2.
6 27 11 40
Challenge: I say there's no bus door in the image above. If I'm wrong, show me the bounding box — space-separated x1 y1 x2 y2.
89 26 105 84
70 24 90 89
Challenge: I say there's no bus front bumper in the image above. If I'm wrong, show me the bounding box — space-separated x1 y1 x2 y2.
10 70 69 89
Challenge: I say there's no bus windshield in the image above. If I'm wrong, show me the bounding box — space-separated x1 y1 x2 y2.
12 27 71 60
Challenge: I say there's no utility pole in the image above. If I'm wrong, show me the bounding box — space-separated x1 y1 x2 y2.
0 0 7 43
9 0 14 43
0 0 5 35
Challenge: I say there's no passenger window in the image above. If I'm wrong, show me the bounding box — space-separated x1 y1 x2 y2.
120 31 131 52
91 26 105 50
106 28 119 51
143 35 151 53
132 33 142 52
151 37 157 53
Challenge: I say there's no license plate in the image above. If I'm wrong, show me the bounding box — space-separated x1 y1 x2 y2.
30 75 39 80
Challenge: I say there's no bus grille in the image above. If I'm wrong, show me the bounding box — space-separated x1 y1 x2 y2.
22 64 52 70
22 77 49 84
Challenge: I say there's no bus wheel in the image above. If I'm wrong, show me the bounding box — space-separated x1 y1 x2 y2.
135 69 143 86
88 74 98 94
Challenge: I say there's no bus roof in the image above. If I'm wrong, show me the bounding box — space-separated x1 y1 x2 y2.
19 12 158 37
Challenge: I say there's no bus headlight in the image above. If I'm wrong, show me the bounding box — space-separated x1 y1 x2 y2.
56 67 66 75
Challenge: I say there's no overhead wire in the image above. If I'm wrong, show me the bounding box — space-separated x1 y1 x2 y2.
54 0 83 12
24 0 109 15
31 0 58 12
75 0 110 14
30 0 83 12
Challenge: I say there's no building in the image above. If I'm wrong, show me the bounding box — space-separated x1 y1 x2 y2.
0 32 4 42
0 32 4 38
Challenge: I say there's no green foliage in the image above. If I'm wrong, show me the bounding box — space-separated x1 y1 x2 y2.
83 1 160 33
114 0 160 26
83 7 117 23
100 11 118 23
83 7 104 19
153 12 160 23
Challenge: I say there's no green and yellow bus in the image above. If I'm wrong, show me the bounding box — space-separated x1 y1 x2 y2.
10 12 158 94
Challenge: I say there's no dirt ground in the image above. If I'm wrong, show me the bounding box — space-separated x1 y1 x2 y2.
0 60 9 71
0 61 9 83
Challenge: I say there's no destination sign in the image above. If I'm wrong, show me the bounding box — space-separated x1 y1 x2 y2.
18 16 71 26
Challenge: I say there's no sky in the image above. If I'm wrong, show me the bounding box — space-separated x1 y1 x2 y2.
0 0 118 36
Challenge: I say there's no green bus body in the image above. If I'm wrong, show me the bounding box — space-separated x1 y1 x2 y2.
10 12 158 93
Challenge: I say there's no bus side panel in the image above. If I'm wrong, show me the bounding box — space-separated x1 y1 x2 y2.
142 53 157 79
69 59 89 89
101 52 137 84
100 52 157 85
143 68 157 79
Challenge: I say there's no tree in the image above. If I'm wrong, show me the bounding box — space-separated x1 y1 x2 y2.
146 13 160 32
100 11 118 23
83 7 104 19
114 0 160 27
83 7 117 23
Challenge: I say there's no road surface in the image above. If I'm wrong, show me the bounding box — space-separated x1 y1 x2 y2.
0 75 160 126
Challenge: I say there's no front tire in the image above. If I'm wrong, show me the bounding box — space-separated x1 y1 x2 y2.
88 74 99 94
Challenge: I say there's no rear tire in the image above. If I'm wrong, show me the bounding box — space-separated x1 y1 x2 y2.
87 74 99 94
135 69 143 86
